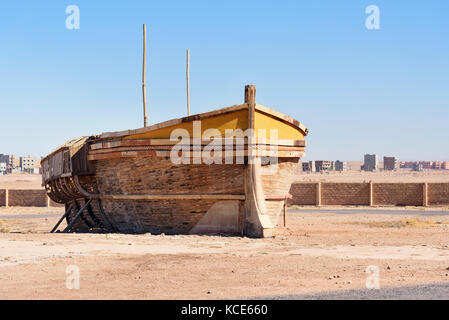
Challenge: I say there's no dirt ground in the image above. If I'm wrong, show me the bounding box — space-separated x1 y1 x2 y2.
1 206 449 299
0 173 42 189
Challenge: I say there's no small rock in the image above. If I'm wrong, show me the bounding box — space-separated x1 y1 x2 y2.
207 291 212 294
387 265 391 270
347 280 352 285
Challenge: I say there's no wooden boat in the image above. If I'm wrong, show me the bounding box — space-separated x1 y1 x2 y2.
42 85 307 237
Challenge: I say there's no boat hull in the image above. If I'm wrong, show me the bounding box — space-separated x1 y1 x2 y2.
59 157 299 235
42 87 307 237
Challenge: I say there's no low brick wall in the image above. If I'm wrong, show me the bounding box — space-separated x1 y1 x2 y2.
1 183 448 208
373 183 423 206
8 189 48 207
322 183 370 205
0 190 6 206
289 182 449 207
428 183 449 206
0 189 64 207
289 183 316 205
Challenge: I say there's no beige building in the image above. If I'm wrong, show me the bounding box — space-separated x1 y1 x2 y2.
20 156 40 174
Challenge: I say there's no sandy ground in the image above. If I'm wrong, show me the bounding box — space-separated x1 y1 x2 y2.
0 173 42 189
1 206 449 299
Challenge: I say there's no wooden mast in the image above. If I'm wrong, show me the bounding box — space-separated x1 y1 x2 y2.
186 49 190 116
142 24 148 127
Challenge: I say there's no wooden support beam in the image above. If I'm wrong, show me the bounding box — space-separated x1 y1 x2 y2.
103 194 246 201
51 204 73 233
5 189 8 208
369 181 374 207
265 194 292 201
283 199 287 227
63 199 92 233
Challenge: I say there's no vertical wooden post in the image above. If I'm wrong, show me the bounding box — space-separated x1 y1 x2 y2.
46 194 50 207
369 181 374 206
5 189 8 208
186 49 190 116
283 199 287 227
243 85 271 237
142 24 148 127
245 85 256 127
245 85 256 161
423 183 428 207
316 182 321 206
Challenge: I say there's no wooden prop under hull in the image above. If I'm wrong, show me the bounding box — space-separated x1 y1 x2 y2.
42 86 307 237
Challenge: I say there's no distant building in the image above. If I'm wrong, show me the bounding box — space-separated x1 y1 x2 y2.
302 162 311 172
431 161 448 170
20 156 39 174
401 161 449 170
0 154 19 172
383 157 399 171
334 160 347 172
420 161 433 169
400 161 413 169
361 154 378 172
413 163 423 172
315 160 333 172
0 162 6 175
302 161 316 172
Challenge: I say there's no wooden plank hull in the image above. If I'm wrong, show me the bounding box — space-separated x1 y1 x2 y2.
42 87 307 237
61 157 299 235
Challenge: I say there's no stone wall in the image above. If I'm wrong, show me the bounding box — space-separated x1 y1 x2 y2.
428 183 449 206
8 189 48 207
0 190 6 206
289 183 317 205
1 183 448 208
321 183 371 206
290 182 449 207
372 183 423 206
0 189 63 207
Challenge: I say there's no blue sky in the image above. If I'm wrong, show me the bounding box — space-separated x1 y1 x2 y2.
0 0 448 161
